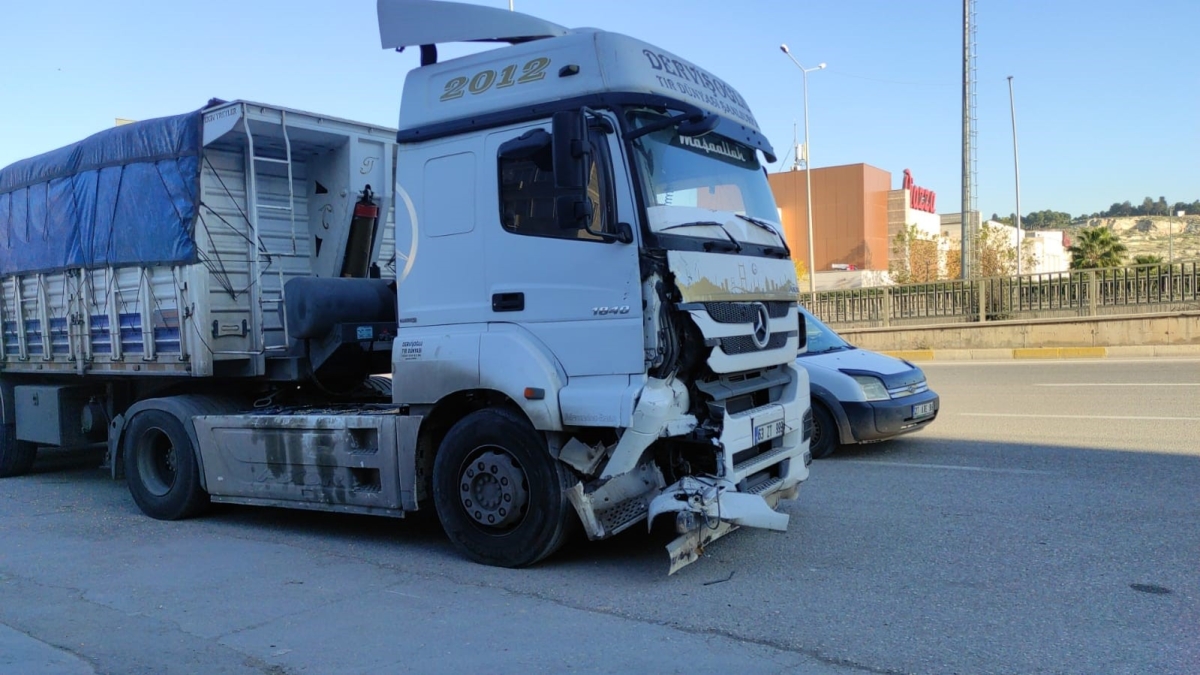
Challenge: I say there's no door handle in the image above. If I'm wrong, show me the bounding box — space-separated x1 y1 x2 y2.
492 292 525 312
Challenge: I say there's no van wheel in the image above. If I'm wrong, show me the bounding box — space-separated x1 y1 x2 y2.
810 403 840 459
124 410 209 520
0 424 37 477
433 408 575 568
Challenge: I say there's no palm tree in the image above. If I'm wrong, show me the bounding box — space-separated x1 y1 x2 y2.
1068 227 1127 269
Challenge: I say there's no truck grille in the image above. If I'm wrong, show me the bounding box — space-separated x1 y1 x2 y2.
704 301 791 324
718 332 789 355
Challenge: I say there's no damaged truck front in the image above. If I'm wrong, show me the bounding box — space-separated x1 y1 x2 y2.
380 0 813 572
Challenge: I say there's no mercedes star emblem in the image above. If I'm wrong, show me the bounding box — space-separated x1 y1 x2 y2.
751 303 770 349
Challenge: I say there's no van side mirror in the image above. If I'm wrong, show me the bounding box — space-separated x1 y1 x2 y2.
796 310 807 355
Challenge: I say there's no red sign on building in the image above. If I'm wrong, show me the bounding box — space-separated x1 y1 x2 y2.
902 169 936 214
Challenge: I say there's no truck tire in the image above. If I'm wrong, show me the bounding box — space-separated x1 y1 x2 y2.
433 407 575 568
124 410 209 520
810 403 839 460
0 424 37 478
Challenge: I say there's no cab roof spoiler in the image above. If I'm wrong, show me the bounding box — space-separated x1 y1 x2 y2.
377 0 569 51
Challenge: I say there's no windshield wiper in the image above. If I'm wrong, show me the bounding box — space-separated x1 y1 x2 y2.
735 214 791 256
659 221 742 252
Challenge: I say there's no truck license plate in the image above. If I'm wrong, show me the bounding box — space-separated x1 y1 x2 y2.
912 402 935 419
753 418 786 444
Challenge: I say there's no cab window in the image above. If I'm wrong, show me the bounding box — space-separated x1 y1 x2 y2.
498 128 612 241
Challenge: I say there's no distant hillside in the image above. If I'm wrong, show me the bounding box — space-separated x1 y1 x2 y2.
1068 216 1200 263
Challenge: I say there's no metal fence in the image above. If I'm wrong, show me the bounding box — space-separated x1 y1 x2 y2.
804 262 1200 327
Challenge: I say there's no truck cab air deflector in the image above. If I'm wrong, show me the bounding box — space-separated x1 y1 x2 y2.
377 0 568 49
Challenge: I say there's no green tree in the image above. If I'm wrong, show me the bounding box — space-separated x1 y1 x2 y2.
1103 201 1134 217
1068 227 1127 269
1022 209 1072 229
1133 254 1163 265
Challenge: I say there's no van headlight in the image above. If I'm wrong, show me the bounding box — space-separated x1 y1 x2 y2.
850 375 890 401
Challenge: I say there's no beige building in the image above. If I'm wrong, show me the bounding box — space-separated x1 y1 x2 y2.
939 215 1070 276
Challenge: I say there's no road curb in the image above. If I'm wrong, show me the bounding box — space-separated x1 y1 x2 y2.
880 344 1200 361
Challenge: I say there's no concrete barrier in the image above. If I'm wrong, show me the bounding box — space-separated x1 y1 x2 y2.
840 311 1200 360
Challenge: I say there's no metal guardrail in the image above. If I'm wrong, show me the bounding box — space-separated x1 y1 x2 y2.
804 262 1200 327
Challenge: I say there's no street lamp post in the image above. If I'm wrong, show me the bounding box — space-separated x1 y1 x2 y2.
1007 75 1022 277
780 44 825 297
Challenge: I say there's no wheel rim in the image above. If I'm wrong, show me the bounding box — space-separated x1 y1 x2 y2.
811 413 825 447
136 426 177 497
457 446 529 531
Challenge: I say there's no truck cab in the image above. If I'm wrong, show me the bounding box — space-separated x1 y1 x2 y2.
380 2 812 571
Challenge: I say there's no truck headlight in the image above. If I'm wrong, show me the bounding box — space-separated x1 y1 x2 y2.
850 375 889 401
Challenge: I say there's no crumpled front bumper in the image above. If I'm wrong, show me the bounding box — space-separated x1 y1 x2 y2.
649 475 803 574
646 364 811 574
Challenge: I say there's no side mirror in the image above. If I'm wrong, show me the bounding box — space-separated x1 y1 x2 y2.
678 112 719 137
796 310 808 355
498 128 552 168
552 110 588 190
556 194 593 230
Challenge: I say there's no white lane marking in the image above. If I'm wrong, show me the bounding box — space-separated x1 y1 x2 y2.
1035 383 1200 387
960 413 1200 422
840 460 1054 475
922 359 1200 366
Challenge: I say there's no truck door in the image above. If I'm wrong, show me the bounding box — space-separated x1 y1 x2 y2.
484 117 643 378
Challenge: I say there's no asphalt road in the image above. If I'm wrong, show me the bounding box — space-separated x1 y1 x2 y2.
2 358 1198 675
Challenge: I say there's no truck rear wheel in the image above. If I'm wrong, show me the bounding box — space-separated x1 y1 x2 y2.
124 410 209 520
433 408 574 568
0 424 37 478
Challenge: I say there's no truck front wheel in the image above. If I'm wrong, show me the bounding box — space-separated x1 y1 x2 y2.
0 424 37 478
124 410 209 520
433 408 575 568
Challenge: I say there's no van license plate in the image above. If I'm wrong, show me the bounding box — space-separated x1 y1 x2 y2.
753 418 786 444
912 402 935 419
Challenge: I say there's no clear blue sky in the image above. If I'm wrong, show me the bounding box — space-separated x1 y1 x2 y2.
1 0 1195 217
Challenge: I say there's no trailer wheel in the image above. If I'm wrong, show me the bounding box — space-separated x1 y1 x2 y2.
0 424 37 478
433 408 574 568
124 410 209 520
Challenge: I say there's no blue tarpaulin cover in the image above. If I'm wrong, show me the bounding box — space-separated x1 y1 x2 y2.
0 110 202 275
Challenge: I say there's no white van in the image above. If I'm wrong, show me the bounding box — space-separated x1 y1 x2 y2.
796 308 939 458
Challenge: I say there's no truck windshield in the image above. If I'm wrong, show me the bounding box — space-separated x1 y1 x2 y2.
626 109 781 238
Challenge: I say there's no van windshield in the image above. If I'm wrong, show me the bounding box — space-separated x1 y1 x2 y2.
799 308 853 355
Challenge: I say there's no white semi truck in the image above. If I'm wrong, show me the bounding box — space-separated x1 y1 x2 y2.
0 0 812 573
